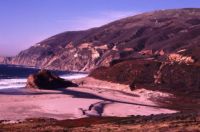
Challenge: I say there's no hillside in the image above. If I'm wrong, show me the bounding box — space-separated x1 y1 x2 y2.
8 8 200 71
90 59 200 90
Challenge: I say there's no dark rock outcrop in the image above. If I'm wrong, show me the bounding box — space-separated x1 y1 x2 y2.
4 8 200 71
26 70 78 89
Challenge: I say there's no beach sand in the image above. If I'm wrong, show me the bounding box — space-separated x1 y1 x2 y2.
0 77 177 121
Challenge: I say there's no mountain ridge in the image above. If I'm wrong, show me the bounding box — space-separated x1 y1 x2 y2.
5 8 200 71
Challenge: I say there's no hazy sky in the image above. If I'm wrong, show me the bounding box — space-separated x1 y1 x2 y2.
0 0 200 56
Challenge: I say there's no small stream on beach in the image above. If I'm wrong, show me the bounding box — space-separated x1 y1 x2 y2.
0 64 88 89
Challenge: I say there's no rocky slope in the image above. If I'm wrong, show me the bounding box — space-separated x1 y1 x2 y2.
0 57 4 63
0 56 11 64
90 59 200 90
8 8 200 71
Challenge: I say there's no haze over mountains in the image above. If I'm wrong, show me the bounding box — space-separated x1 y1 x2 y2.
2 8 200 71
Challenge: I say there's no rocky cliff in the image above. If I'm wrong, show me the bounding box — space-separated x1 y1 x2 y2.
0 56 12 64
0 57 4 63
8 8 200 71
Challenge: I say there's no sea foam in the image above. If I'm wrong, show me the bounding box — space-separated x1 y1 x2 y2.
0 73 88 89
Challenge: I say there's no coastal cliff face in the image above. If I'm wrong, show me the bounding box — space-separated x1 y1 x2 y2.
0 57 4 63
8 8 200 71
0 56 11 64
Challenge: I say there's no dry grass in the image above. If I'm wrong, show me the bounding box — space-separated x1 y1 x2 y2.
0 112 200 132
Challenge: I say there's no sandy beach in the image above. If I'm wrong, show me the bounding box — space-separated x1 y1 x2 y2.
0 77 177 121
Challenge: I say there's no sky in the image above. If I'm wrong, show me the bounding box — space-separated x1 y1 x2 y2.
0 0 200 56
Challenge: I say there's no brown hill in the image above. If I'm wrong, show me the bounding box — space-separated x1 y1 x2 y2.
8 8 200 71
90 59 200 91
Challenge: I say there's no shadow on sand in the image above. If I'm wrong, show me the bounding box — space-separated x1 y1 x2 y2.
0 87 174 110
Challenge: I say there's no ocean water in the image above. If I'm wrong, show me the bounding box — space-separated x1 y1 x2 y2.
0 64 88 89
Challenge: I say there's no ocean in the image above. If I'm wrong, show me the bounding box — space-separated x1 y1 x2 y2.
0 64 88 89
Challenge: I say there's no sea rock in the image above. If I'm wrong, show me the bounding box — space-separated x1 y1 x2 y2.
26 70 78 89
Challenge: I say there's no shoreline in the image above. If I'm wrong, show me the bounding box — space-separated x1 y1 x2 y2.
0 77 177 121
